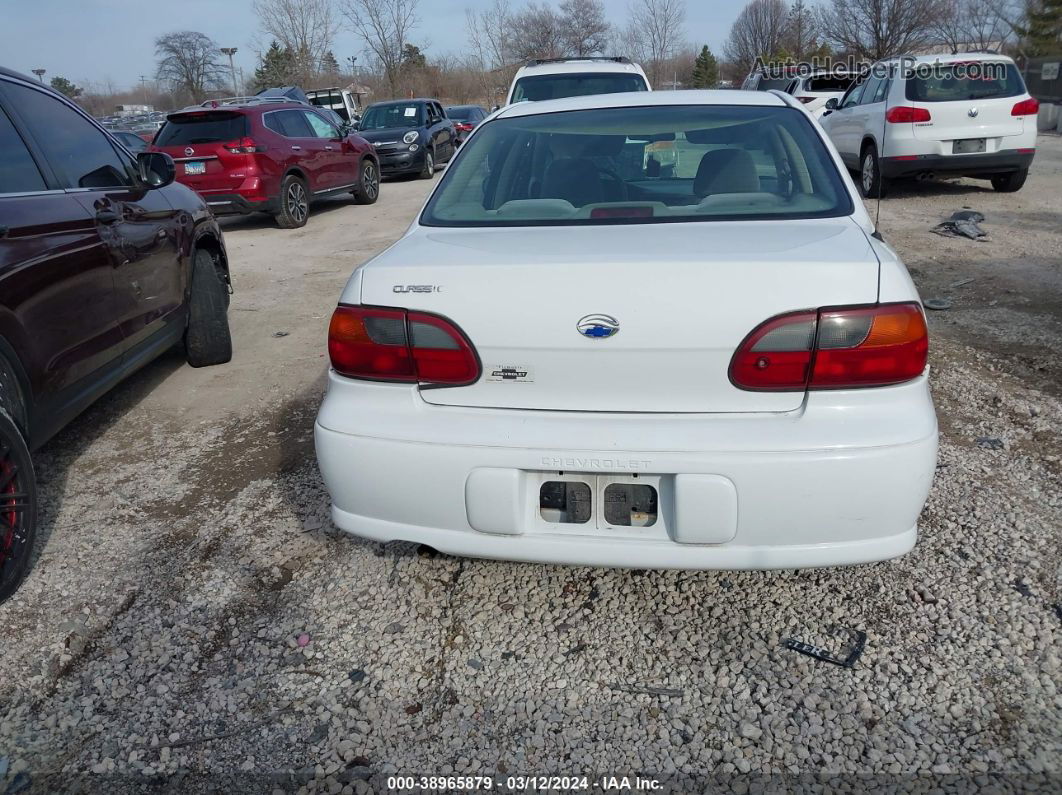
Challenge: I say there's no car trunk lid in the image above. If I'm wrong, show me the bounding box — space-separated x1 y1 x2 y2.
357 219 879 414
151 111 253 191
908 62 1027 143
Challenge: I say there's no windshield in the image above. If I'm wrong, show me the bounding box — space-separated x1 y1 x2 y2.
360 104 422 129
422 104 851 227
511 73 648 103
906 62 1025 102
155 112 248 145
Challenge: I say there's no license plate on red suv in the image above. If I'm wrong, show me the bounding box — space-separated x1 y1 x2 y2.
184 161 206 175
953 138 986 154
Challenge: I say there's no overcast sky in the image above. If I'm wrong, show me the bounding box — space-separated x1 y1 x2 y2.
5 0 747 91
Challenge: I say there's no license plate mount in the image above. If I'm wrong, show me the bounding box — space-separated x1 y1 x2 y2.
952 138 986 154
184 161 207 175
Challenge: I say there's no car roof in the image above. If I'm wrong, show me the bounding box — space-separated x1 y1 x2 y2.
169 101 308 116
881 52 1016 65
496 89 788 119
366 98 437 107
514 59 645 78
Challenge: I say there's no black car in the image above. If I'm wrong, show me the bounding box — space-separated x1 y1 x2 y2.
111 130 150 153
354 99 456 179
445 105 488 145
0 67 233 602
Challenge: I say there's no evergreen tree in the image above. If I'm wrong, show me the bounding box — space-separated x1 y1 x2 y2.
1019 0 1062 55
691 45 719 88
253 40 296 90
49 76 82 99
320 50 341 77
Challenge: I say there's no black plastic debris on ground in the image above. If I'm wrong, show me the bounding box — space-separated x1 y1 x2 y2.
976 437 1005 450
783 626 866 668
924 298 953 311
932 210 987 241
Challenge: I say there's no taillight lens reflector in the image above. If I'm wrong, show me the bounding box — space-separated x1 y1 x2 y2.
885 106 932 123
224 136 261 153
730 303 928 391
1011 98 1039 116
328 305 479 385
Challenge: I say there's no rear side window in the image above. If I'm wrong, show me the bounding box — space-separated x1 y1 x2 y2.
808 76 855 93
0 105 46 193
263 110 314 138
512 73 648 102
156 112 249 145
4 82 130 189
906 62 1025 102
422 104 852 227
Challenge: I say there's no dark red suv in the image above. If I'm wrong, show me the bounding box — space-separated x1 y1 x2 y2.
150 101 380 228
0 67 233 603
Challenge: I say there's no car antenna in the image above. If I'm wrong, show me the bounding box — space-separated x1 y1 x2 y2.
876 62 889 230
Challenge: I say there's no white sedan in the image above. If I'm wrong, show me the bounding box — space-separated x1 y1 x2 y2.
315 90 938 569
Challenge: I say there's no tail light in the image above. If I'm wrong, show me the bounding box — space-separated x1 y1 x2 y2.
328 305 480 385
454 122 474 132
796 96 814 104
223 136 263 153
885 106 932 123
1011 98 1039 116
730 303 928 391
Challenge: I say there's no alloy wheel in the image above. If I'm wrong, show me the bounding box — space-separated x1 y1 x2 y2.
287 182 308 224
0 438 31 590
862 153 875 194
364 163 379 200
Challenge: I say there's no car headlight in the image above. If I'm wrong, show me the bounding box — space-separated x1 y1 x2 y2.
403 130 419 144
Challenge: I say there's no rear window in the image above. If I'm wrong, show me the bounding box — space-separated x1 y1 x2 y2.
753 76 793 92
511 73 648 103
155 112 248 146
447 107 475 120
807 75 855 93
906 62 1025 102
422 104 851 227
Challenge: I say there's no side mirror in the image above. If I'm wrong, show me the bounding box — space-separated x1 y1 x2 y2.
824 97 839 110
491 105 500 112
136 151 175 189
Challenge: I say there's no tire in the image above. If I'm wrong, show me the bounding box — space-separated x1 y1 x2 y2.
991 169 1027 192
859 143 887 199
0 407 36 604
275 174 310 228
185 249 232 368
419 149 435 180
352 159 380 205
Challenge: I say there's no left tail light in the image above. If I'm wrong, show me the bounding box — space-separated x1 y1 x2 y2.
223 136 264 153
730 303 928 391
328 305 480 385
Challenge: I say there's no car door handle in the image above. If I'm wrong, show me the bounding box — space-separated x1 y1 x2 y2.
95 209 120 224
291 145 302 151
325 145 334 150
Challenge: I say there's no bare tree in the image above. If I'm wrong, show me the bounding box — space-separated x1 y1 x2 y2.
627 0 687 84
509 3 568 61
724 0 788 74
783 0 820 58
253 0 339 85
340 0 419 97
818 0 947 59
933 0 1015 51
560 0 612 56
466 0 516 104
155 31 226 103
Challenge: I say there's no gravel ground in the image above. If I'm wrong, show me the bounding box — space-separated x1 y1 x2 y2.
1 138 1060 794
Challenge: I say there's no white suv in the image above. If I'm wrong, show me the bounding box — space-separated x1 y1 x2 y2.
784 70 857 118
315 90 938 570
819 53 1038 196
504 57 650 106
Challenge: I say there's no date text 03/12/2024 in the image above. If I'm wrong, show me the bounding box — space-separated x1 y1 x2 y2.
385 775 663 791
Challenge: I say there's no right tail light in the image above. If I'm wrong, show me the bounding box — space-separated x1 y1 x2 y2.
730 303 928 391
328 305 480 385
1011 98 1039 116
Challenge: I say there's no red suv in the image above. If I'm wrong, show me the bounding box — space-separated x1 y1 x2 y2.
150 101 380 228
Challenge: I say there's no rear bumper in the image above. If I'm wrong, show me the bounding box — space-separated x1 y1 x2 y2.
314 374 938 570
201 193 279 216
880 149 1035 179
